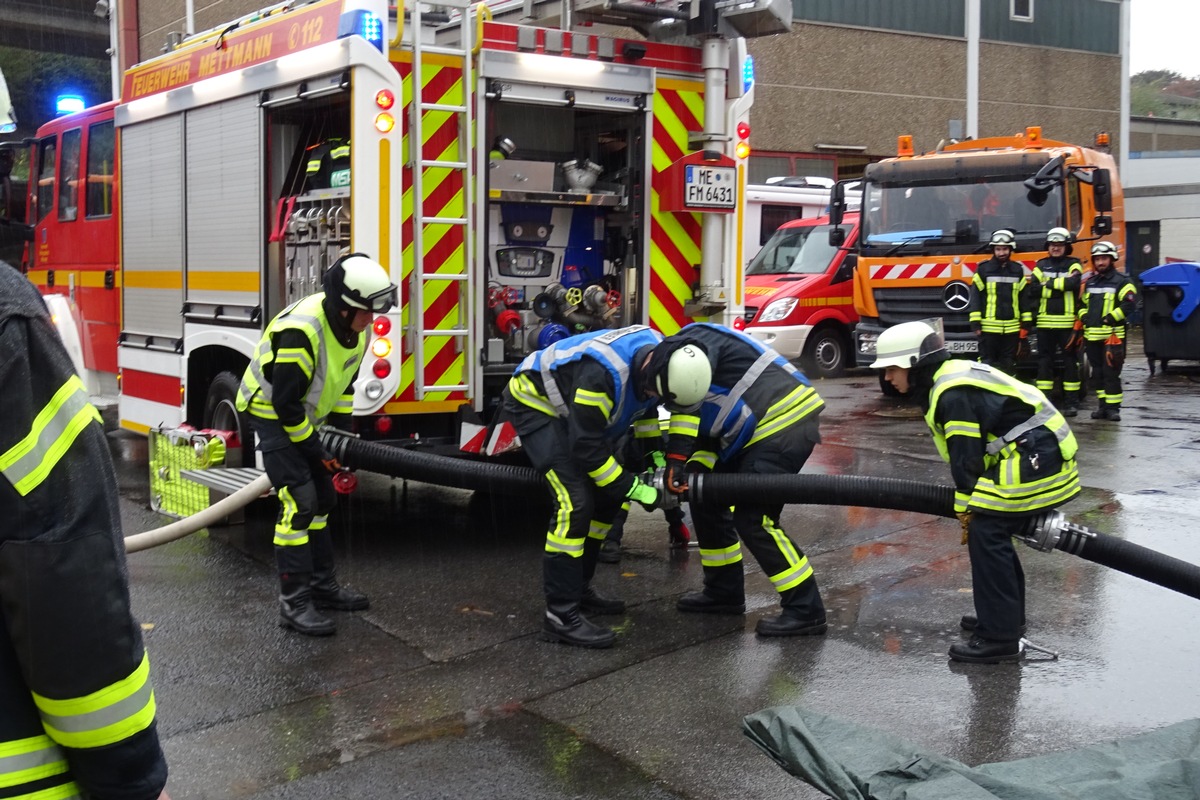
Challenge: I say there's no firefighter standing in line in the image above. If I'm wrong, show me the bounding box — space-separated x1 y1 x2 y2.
969 229 1031 375
0 263 170 798
237 253 397 636
1080 241 1138 422
1025 227 1085 416
499 325 667 649
649 323 829 637
872 319 1081 664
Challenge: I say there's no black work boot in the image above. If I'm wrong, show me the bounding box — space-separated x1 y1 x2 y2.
580 585 627 616
676 591 746 614
949 635 1023 664
960 614 1026 635
543 603 615 648
1106 403 1121 422
597 539 622 564
758 581 827 637
279 573 336 636
1091 405 1110 420
1061 402 1078 418
309 529 369 611
755 613 827 637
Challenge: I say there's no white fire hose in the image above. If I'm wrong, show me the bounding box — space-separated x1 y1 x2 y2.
124 474 273 553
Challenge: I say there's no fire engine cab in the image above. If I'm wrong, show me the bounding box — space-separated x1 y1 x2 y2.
0 0 791 454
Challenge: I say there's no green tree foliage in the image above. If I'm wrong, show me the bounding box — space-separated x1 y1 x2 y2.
1131 69 1200 121
0 46 110 139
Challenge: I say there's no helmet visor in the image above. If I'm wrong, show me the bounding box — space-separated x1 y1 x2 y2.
360 284 398 313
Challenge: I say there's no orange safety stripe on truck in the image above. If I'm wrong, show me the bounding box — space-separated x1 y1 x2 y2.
649 78 704 335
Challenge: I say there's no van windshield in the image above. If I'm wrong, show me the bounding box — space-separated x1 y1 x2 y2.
747 223 838 276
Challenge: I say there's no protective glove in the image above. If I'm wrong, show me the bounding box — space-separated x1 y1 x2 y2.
626 475 661 512
956 511 972 546
1064 319 1084 353
320 450 344 474
1104 333 1125 368
645 450 667 471
1102 313 1116 326
1015 330 1030 361
664 452 690 496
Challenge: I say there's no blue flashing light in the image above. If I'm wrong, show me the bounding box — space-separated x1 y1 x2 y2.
338 10 384 52
742 55 755 95
56 95 85 116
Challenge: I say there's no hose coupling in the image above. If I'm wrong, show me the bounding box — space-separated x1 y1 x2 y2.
650 467 681 512
319 425 360 461
1017 510 1097 554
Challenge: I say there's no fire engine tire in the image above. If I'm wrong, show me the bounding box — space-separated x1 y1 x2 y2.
802 326 849 379
203 370 254 467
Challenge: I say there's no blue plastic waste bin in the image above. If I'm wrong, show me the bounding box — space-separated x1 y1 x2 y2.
1140 262 1200 374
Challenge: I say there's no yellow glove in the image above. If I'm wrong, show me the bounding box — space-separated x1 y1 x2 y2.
956 512 972 545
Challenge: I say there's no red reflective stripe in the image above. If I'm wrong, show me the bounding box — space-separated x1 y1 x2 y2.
122 368 180 406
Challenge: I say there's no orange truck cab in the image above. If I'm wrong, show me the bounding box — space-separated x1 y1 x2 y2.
742 212 860 378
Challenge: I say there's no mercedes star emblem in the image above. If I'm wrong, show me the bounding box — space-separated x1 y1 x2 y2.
943 281 970 312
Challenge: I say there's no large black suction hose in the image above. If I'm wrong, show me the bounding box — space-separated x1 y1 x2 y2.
330 435 1200 601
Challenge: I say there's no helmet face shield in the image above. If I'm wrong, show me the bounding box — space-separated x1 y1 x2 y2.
328 253 398 313
361 284 398 313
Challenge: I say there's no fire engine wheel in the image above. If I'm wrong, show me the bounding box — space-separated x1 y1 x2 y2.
802 326 849 379
203 371 254 467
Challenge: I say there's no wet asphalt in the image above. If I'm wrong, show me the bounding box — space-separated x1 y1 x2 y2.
113 330 1200 799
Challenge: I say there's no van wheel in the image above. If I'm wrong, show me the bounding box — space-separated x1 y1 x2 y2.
202 371 253 467
802 326 849 379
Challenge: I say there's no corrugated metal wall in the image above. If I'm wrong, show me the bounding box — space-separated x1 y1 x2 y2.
792 0 963 38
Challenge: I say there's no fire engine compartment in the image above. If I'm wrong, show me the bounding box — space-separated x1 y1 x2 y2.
480 74 650 376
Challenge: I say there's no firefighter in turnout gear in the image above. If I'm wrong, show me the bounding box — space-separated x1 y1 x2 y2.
1025 227 1085 416
649 324 828 637
873 319 1081 664
499 325 665 649
1080 241 1137 422
303 137 350 190
969 229 1031 375
237 253 397 636
0 264 170 799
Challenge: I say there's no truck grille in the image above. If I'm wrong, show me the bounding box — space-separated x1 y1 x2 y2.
874 287 972 333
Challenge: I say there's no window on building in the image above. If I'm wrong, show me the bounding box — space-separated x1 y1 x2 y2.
1011 0 1033 22
87 121 115 218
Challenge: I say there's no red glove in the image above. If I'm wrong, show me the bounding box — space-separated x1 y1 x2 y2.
320 452 343 474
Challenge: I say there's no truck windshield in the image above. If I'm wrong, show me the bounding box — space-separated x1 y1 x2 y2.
747 223 838 276
862 178 1061 250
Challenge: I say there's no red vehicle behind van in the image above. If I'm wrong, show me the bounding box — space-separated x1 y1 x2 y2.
742 212 860 378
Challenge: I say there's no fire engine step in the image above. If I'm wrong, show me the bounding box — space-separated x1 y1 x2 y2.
179 468 272 497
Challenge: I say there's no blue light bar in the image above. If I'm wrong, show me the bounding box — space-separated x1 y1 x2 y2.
56 95 85 116
742 55 755 95
338 10 384 52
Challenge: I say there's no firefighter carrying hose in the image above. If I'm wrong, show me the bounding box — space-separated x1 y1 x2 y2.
1025 227 1084 416
237 253 397 636
969 229 1030 375
1080 241 1137 422
872 319 1080 663
0 263 170 798
648 324 829 637
498 325 666 649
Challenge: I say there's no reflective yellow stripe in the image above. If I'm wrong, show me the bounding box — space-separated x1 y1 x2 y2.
0 735 69 790
588 519 612 541
544 470 581 555
689 450 718 470
633 418 661 438
275 346 315 380
0 376 100 496
747 387 823 448
510 374 557 417
34 653 155 749
310 514 328 532
699 542 742 567
943 421 980 439
667 414 699 437
274 487 309 546
13 783 83 800
588 456 623 487
333 396 354 414
574 388 613 419
284 417 315 443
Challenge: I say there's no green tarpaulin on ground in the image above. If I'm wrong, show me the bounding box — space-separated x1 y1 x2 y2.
744 705 1200 799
